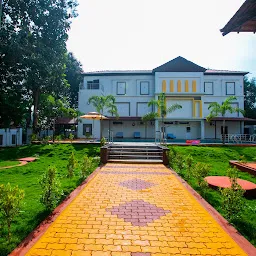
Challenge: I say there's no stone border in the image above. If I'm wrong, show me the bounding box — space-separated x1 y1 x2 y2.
10 166 103 256
170 168 256 256
230 160 256 176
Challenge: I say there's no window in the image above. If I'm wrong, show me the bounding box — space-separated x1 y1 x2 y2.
12 134 16 144
226 82 235 95
83 124 92 136
204 82 213 95
117 82 126 95
186 127 191 133
0 135 3 145
140 81 149 95
87 79 99 89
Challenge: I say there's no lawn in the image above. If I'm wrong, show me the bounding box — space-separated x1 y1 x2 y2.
169 145 256 247
0 143 100 255
0 161 20 168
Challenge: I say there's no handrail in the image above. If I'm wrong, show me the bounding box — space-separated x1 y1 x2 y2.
221 134 255 143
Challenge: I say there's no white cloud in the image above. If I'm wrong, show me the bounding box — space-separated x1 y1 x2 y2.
67 0 256 77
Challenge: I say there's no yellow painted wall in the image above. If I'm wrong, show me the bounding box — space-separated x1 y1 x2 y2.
170 80 174 92
177 80 181 92
162 80 166 92
192 80 197 92
185 80 189 92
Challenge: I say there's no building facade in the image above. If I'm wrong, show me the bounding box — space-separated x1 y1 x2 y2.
78 56 248 141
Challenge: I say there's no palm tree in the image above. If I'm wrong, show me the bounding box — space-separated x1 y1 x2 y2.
206 96 245 144
88 95 118 139
142 93 182 142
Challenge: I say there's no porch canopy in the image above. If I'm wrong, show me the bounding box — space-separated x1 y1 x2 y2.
220 0 256 36
208 117 256 122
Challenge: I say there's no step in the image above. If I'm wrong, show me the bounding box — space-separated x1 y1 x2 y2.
109 147 161 151
109 151 162 155
109 154 162 159
108 159 163 164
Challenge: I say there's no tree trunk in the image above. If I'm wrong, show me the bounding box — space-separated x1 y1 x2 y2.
222 119 226 145
100 118 102 139
32 87 40 132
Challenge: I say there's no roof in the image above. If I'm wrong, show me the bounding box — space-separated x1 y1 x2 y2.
82 56 248 76
83 70 152 76
55 118 78 125
220 0 256 36
204 69 249 76
153 56 206 73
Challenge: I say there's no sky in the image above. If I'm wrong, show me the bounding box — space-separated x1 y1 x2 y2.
67 0 256 77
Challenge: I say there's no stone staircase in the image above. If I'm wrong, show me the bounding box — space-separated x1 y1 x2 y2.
107 144 164 163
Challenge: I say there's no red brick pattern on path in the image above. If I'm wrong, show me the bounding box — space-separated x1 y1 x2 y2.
107 200 170 226
13 163 255 256
119 179 155 191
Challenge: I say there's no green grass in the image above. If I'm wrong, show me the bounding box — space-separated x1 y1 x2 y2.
0 161 20 168
0 143 100 255
169 145 256 246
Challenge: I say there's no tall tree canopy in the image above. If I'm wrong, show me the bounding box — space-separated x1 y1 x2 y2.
244 77 256 119
0 0 79 130
65 52 83 109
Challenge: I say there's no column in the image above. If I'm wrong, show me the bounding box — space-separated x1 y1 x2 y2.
201 120 205 139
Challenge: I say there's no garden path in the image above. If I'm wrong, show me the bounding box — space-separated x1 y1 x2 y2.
18 163 255 255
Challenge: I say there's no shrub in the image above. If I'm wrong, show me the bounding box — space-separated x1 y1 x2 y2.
0 183 25 242
220 167 245 221
55 135 62 142
239 155 247 164
193 163 210 187
100 137 107 147
167 147 176 169
39 166 63 210
80 155 92 179
31 133 38 141
184 154 194 180
67 152 77 178
175 153 184 174
69 133 74 143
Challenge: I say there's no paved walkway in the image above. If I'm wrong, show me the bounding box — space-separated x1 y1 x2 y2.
25 163 249 256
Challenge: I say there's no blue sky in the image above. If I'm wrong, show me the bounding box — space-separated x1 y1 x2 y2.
67 0 256 77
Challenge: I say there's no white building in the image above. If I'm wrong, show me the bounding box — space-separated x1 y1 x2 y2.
0 128 23 147
78 56 248 141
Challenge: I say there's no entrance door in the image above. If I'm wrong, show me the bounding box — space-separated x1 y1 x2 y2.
186 126 191 139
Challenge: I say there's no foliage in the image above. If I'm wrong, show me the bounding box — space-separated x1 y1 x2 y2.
80 155 93 179
88 95 119 138
239 155 247 164
0 144 100 254
175 153 184 174
142 93 182 142
167 147 176 169
100 137 107 147
220 168 245 221
192 163 210 191
184 154 194 180
206 96 245 144
244 77 256 119
55 135 62 142
0 0 78 129
67 152 77 178
64 52 83 109
39 166 63 210
167 145 256 246
69 133 75 143
0 183 25 242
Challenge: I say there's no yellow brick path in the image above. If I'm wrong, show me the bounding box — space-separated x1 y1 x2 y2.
26 163 248 256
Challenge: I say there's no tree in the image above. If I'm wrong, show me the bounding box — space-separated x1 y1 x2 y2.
88 95 118 139
142 93 182 142
0 0 78 130
244 77 256 119
38 95 78 141
206 96 245 144
65 52 83 109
